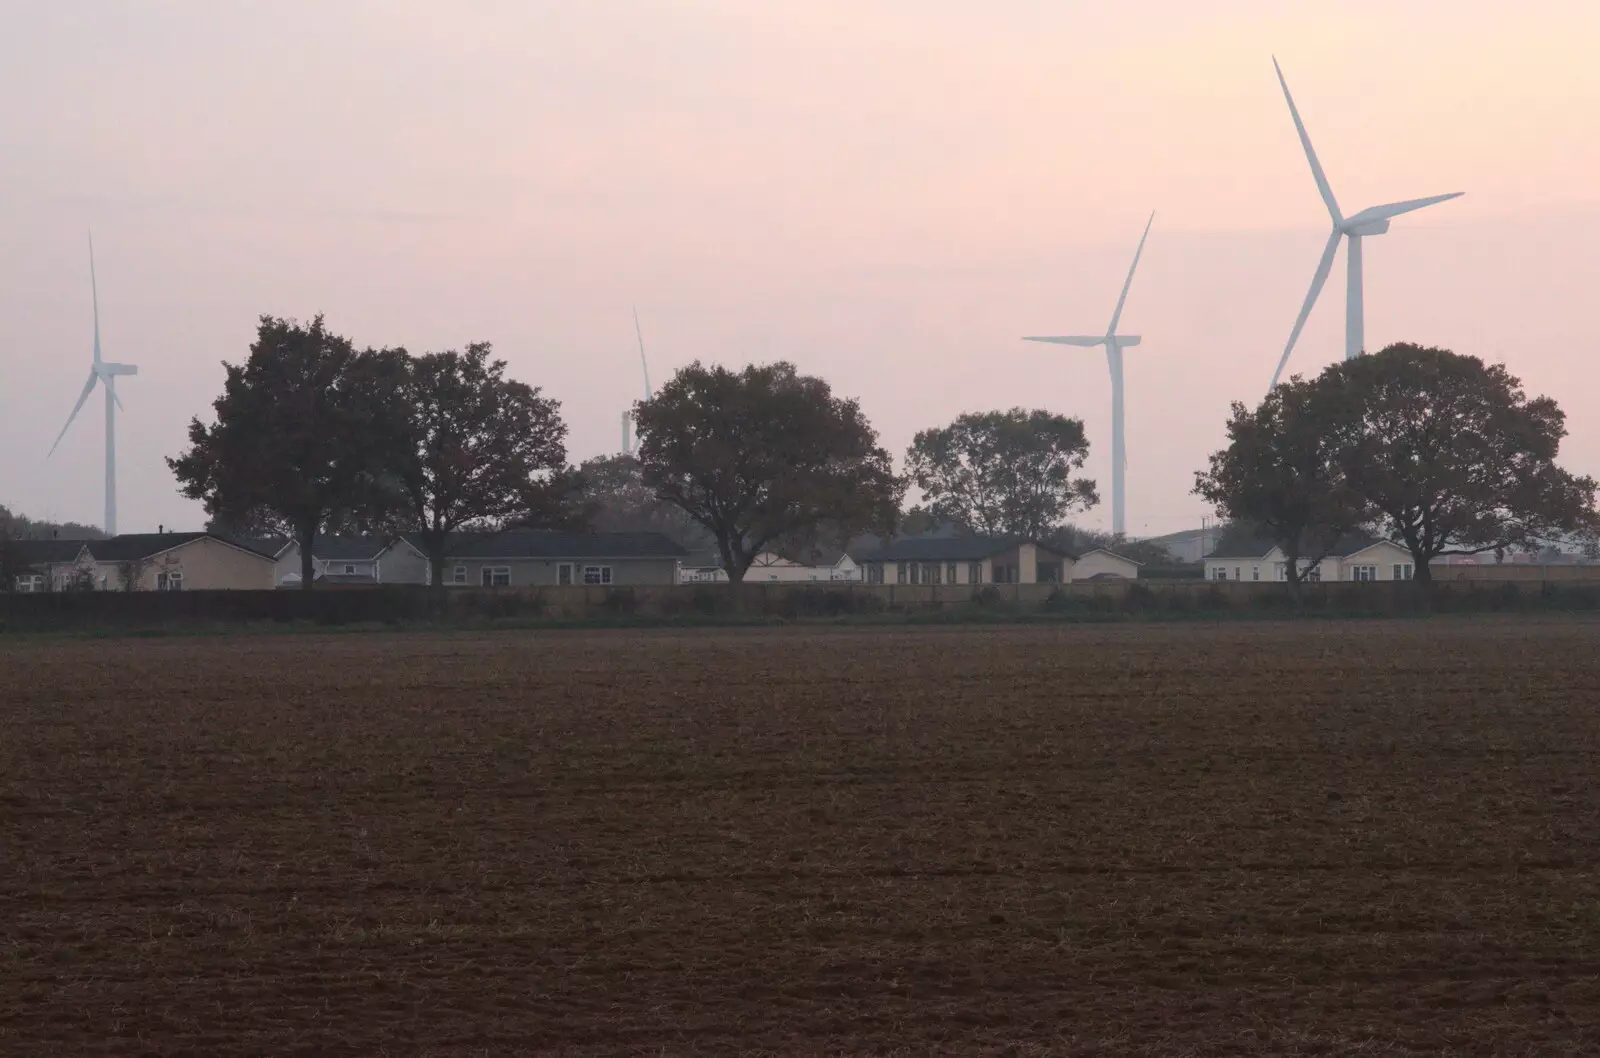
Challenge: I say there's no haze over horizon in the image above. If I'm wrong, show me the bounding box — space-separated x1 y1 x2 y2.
4 1 1598 538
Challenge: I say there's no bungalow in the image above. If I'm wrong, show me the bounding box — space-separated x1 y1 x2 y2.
88 533 278 591
7 539 97 592
269 535 430 586
854 536 1074 585
437 529 686 587
681 548 863 584
1205 534 1416 582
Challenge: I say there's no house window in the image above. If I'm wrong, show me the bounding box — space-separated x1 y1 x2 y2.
927 563 942 585
557 563 574 586
1234 567 1242 581
481 566 510 587
896 562 907 585
157 572 183 592
344 564 357 575
1251 566 1260 581
1212 567 1227 581
1394 563 1414 581
1350 565 1377 582
967 562 981 585
583 565 612 585
16 574 44 593
451 566 467 585
1303 565 1321 582
946 563 957 585
908 562 920 584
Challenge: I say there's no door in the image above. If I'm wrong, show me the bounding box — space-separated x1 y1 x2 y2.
557 563 574 586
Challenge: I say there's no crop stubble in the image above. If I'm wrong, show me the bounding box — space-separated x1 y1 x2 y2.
4 618 1600 1055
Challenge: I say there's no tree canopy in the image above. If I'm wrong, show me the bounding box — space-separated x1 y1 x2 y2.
392 343 568 586
167 315 409 588
1193 377 1372 588
1325 344 1598 581
634 361 903 582
569 453 709 547
905 408 1097 539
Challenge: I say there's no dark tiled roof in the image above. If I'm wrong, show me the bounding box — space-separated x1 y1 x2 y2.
235 535 292 558
6 539 91 565
310 535 391 561
441 530 687 560
854 535 1066 563
87 533 277 562
1208 528 1382 560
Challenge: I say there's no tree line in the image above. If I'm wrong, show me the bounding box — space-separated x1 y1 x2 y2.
1195 343 1599 585
166 315 1144 588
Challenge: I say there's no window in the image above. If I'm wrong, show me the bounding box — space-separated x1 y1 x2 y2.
481 566 510 587
1234 567 1242 581
157 571 183 592
896 562 907 585
1303 565 1321 583
583 565 612 585
344 564 358 575
927 563 942 585
1212 567 1227 581
1277 564 1287 581
1394 563 1414 581
1251 566 1260 581
557 563 574 586
16 574 44 593
867 564 884 584
451 566 467 585
946 563 957 585
907 562 920 584
1350 565 1377 582
968 562 982 585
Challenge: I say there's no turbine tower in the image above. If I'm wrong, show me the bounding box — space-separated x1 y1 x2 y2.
621 306 654 455
48 235 138 536
1024 212 1153 538
1269 57 1463 388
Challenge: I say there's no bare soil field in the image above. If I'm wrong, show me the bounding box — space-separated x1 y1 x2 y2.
5 618 1600 1056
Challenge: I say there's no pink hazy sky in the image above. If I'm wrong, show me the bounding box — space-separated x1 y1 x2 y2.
3 1 1599 537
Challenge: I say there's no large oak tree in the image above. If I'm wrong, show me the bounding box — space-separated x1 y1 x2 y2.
168 315 408 589
392 343 568 587
633 361 903 582
906 408 1097 539
1325 344 1598 582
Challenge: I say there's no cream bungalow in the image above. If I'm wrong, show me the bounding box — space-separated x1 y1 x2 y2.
855 536 1073 585
1206 536 1416 582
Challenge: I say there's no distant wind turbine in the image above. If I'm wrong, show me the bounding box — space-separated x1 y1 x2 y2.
1024 212 1154 539
621 306 654 455
48 234 138 536
1268 57 1463 388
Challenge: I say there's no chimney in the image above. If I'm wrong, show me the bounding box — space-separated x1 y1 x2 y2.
158 524 164 535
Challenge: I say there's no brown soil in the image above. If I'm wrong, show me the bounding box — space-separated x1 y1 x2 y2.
4 618 1600 1056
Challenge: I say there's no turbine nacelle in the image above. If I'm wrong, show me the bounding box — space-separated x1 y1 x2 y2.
1342 218 1390 237
99 363 138 378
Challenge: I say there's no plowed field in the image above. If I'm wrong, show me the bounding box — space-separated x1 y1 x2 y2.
6 618 1600 1055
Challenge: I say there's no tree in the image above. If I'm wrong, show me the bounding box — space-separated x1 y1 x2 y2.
1044 524 1175 568
905 408 1098 539
391 343 568 587
634 361 903 582
168 315 409 589
570 453 709 546
0 508 24 592
1325 343 1599 583
1194 377 1372 591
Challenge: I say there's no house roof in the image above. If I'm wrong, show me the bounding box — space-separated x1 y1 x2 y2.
1208 530 1383 561
1078 548 1143 566
7 539 91 565
854 535 1068 563
87 533 277 562
436 529 688 560
235 535 293 559
312 535 391 561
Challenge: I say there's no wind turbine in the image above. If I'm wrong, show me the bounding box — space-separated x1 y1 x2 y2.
48 235 138 536
621 306 654 455
1268 57 1463 388
1024 212 1153 539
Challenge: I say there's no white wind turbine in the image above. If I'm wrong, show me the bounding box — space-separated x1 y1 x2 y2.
48 235 138 536
1024 212 1153 538
621 306 654 455
1268 57 1463 388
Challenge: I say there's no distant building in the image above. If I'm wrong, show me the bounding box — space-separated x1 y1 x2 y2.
1204 533 1416 582
853 535 1140 585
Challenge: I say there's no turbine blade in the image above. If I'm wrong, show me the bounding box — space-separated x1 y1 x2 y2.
89 231 102 365
1273 57 1341 223
1107 211 1154 335
1345 192 1465 226
1023 336 1106 346
111 383 124 413
48 370 100 457
632 306 652 399
1270 229 1342 389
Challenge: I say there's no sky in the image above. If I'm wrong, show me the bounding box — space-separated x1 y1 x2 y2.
3 0 1599 537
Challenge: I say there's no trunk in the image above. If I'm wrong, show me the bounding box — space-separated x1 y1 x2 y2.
430 551 447 591
1283 548 1303 601
1414 555 1433 585
299 519 317 591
